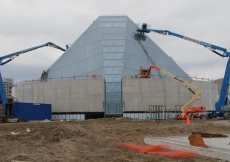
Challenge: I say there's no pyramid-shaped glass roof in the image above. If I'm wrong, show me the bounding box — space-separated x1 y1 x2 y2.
46 15 190 104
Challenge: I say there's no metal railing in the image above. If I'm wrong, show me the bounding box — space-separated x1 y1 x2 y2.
14 75 103 85
123 74 215 82
149 105 166 120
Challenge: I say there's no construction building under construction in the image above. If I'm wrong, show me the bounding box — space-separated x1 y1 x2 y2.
12 15 218 119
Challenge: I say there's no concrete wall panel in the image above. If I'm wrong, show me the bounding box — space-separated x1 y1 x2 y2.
43 82 56 108
140 79 149 93
165 80 179 93
23 84 32 102
14 86 23 101
166 93 178 110
123 79 140 94
31 83 38 103
71 97 86 112
56 81 71 113
140 93 150 111
124 93 141 111
36 83 44 103
14 79 104 113
123 78 218 112
87 94 103 112
14 78 217 113
212 83 219 111
88 79 104 94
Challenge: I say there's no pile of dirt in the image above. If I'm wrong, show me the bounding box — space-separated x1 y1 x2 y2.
0 118 229 161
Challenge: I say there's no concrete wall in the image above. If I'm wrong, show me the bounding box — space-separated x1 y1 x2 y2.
214 78 223 95
213 78 230 104
12 78 219 113
12 79 104 113
123 78 218 111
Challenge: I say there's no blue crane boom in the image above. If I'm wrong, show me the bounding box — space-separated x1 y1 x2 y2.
0 42 66 66
137 23 230 117
0 42 66 104
137 23 229 57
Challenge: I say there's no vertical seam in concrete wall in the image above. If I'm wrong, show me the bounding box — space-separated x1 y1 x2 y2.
31 84 32 102
86 79 88 112
42 82 44 103
31 83 33 103
213 83 216 109
199 81 202 106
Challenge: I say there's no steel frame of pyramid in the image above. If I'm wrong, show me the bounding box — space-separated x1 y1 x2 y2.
46 15 190 104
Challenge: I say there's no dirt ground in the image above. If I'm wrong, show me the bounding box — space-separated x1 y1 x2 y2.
0 118 230 162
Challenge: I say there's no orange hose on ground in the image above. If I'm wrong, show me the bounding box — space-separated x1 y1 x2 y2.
118 143 144 152
118 143 197 158
117 143 169 152
155 150 197 158
144 144 170 152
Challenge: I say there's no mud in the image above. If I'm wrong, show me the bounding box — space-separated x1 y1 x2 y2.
0 118 230 162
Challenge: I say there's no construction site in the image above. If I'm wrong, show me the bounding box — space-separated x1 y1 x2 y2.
0 15 230 161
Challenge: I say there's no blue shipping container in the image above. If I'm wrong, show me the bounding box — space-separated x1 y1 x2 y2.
12 102 51 121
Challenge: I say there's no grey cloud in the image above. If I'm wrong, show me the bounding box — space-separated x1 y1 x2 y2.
0 0 229 82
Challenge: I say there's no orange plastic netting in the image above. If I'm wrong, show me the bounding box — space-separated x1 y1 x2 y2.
118 143 197 158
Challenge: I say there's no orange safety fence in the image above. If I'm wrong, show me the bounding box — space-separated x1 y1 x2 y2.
118 143 197 158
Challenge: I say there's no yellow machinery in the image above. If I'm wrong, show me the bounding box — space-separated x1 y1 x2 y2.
140 65 206 119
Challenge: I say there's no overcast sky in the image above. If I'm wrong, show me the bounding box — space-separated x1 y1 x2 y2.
0 0 229 82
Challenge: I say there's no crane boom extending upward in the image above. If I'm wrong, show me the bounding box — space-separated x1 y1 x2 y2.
137 23 229 57
0 42 66 66
137 23 230 117
0 42 66 104
146 65 201 113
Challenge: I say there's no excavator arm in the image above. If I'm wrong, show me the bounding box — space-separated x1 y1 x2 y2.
147 65 201 113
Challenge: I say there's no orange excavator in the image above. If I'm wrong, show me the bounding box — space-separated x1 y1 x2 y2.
139 65 206 120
